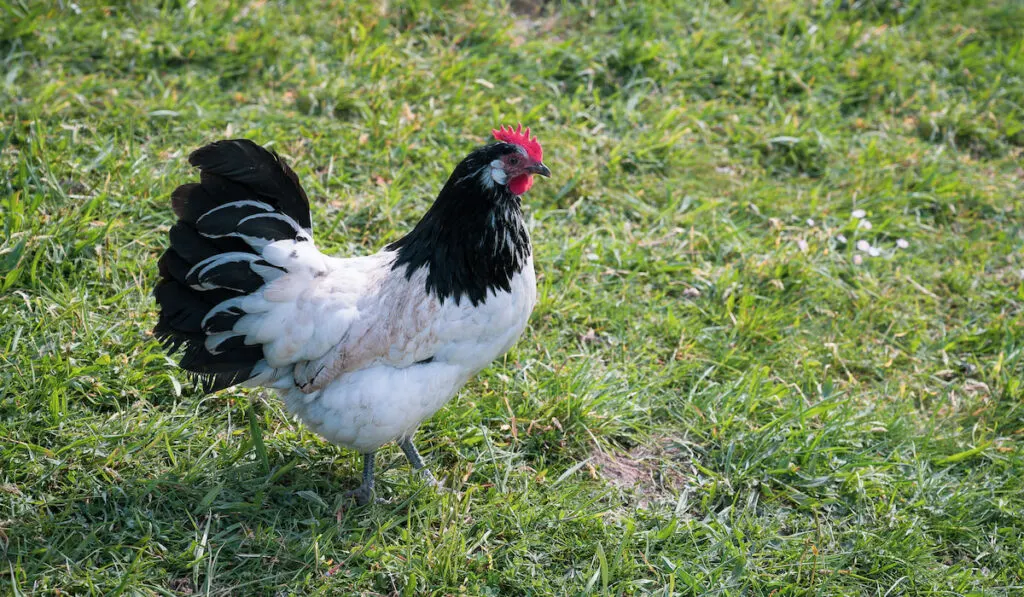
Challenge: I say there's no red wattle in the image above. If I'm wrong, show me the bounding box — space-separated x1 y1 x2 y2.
509 174 533 195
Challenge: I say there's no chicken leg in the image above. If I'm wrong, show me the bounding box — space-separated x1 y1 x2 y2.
399 436 439 487
344 452 376 506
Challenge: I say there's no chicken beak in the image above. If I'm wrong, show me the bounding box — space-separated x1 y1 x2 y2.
529 162 552 177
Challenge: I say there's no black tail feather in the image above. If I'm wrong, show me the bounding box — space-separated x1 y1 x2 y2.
183 254 285 294
193 202 274 236
157 249 191 285
154 139 312 394
154 282 207 339
202 305 246 334
170 183 203 222
189 140 312 231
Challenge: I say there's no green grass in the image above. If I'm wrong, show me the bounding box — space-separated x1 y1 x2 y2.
2 0 1023 594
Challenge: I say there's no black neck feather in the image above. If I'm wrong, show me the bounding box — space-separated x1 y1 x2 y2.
388 147 531 306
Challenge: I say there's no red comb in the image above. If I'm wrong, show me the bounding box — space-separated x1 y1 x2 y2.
492 124 543 162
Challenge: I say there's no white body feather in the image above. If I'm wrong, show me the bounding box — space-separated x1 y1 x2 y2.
238 247 536 453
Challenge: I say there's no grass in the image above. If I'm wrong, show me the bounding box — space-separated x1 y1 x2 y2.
1 0 1023 594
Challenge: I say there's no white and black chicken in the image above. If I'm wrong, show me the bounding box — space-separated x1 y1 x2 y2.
154 126 550 504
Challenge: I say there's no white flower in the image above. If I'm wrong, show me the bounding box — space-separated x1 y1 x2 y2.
858 219 873 230
853 254 863 265
852 209 866 219
806 218 815 227
856 240 871 252
868 246 881 257
836 234 847 244
896 238 909 249
797 239 809 252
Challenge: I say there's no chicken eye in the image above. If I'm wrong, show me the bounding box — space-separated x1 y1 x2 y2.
508 156 520 165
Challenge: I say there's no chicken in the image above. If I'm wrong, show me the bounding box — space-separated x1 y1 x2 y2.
153 125 550 504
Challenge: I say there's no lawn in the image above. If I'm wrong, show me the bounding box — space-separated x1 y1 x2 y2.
2 0 1023 594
